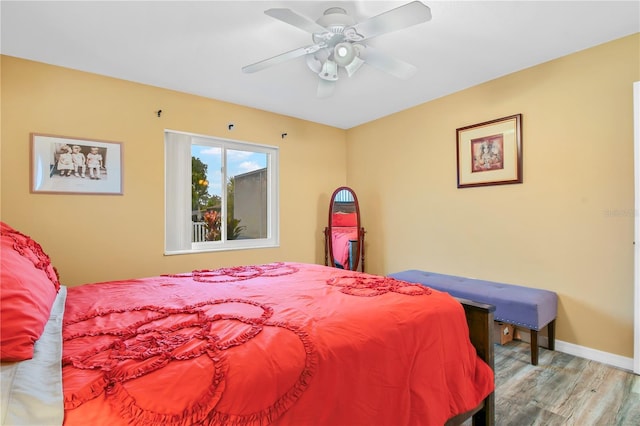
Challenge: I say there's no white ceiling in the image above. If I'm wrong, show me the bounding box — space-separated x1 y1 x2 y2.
1 1 639 129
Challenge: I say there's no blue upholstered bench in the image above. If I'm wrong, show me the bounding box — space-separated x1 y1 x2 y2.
388 270 558 365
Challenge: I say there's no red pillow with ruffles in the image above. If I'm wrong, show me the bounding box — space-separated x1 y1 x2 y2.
331 212 357 227
1 222 60 361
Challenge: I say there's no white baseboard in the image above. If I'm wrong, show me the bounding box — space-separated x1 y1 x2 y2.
512 328 634 371
554 340 634 372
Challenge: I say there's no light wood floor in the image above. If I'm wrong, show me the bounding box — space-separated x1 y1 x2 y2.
484 341 640 425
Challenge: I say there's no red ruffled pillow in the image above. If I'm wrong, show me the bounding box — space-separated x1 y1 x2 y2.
332 212 357 227
1 222 60 361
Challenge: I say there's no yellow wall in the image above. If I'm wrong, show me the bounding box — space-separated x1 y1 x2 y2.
2 34 639 359
347 34 640 358
0 55 346 286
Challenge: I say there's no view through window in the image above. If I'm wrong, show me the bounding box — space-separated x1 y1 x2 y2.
165 131 279 254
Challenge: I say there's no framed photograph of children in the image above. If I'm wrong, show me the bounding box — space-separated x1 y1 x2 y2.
30 133 123 195
456 114 523 188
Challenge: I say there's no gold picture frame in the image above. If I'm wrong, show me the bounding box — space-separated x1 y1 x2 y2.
456 114 522 188
30 133 123 195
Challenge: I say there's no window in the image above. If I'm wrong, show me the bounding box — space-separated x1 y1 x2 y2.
165 130 279 254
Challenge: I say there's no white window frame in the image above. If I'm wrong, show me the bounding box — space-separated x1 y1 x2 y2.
164 129 279 255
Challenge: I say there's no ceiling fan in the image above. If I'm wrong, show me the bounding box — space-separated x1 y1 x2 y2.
241 1 432 98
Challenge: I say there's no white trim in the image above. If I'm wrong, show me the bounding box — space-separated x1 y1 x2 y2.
555 340 634 372
166 240 280 256
634 80 640 375
514 329 634 371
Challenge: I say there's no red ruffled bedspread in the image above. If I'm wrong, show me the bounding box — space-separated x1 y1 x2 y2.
62 262 493 426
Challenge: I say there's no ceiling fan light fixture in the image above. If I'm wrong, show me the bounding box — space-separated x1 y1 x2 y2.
318 59 338 81
333 42 356 67
345 56 365 77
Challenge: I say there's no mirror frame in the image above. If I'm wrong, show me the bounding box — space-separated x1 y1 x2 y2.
324 186 365 271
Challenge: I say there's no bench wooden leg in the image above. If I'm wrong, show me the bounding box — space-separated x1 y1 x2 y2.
547 320 556 351
529 321 555 366
530 330 538 365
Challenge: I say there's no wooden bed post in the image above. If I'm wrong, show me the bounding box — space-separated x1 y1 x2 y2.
460 298 496 426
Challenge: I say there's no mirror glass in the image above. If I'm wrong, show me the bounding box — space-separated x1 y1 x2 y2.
325 186 364 271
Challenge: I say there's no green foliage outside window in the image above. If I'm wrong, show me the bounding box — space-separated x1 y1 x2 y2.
192 156 244 240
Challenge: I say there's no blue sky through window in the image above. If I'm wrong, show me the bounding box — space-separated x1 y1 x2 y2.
192 145 266 197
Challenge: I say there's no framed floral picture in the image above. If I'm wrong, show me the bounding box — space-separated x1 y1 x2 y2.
456 114 522 188
30 133 123 195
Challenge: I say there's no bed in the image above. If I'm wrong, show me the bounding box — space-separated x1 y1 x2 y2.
1 221 495 426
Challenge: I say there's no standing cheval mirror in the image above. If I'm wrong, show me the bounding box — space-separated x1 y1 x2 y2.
324 187 365 271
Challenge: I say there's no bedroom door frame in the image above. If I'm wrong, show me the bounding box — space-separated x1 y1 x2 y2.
634 80 639 375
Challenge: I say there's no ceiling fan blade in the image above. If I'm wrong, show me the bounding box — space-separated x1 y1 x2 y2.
317 78 336 98
265 8 329 35
348 1 431 41
361 46 417 79
242 44 323 73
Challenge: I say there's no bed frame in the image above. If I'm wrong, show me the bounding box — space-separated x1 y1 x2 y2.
446 297 496 426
